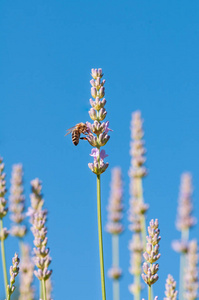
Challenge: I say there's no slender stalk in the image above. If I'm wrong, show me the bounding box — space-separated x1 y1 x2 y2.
97 174 106 300
134 274 141 300
0 219 8 299
42 279 47 300
148 286 151 300
112 234 119 267
7 292 11 300
137 178 147 250
113 280 120 300
179 229 189 300
40 280 43 300
112 234 120 300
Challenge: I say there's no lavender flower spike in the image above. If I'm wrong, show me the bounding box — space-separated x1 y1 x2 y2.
87 69 110 300
9 164 27 238
176 173 196 233
106 167 124 300
184 240 199 300
88 68 111 175
7 253 20 299
106 167 124 236
128 111 148 299
19 243 34 300
164 275 178 300
0 156 9 297
142 219 161 288
29 179 52 300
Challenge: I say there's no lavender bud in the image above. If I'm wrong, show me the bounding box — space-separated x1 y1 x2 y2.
86 134 98 147
89 108 97 121
99 87 105 98
98 108 107 121
98 132 110 146
142 219 161 286
91 87 97 99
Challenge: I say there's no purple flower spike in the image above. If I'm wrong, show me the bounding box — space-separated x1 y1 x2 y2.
88 69 111 175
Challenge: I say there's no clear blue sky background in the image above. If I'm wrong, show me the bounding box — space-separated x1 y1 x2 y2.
0 1 199 299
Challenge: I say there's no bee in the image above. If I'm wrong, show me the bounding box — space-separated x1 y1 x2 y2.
65 122 89 146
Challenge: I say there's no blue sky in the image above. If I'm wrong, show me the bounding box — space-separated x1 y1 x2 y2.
0 1 199 299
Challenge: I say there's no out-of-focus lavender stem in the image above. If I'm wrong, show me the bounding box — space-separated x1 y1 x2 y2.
179 229 189 300
0 218 8 299
112 234 120 300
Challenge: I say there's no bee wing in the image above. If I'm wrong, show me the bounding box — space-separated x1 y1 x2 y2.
65 126 76 136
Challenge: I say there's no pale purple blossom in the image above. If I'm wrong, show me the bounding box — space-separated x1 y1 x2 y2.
9 164 27 238
88 68 111 175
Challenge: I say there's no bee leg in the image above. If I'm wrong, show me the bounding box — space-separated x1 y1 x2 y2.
80 137 88 141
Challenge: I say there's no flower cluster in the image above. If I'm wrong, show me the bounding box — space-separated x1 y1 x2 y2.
19 243 34 300
106 167 124 281
9 164 27 238
129 111 147 179
128 111 149 232
7 253 20 297
172 173 196 254
176 173 196 232
87 68 111 175
164 274 178 300
184 240 199 300
106 167 124 235
0 157 9 241
142 219 161 286
30 179 52 282
128 112 149 296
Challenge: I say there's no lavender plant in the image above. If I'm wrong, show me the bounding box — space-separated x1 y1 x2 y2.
128 111 149 300
9 164 27 239
172 173 196 300
2 72 199 300
184 240 199 300
7 253 20 300
106 167 124 300
164 275 178 300
19 243 34 300
142 219 161 300
86 68 111 300
0 157 9 298
29 178 52 300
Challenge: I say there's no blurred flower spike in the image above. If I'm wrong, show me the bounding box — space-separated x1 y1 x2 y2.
88 68 111 175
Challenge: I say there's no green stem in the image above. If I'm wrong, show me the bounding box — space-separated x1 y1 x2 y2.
0 219 8 299
112 234 120 300
137 178 147 250
40 280 43 300
179 229 189 300
97 174 106 300
113 280 119 300
148 285 151 300
42 279 47 300
7 290 11 300
134 274 141 300
112 234 119 267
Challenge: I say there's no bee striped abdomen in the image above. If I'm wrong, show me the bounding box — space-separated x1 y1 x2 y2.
72 129 80 146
